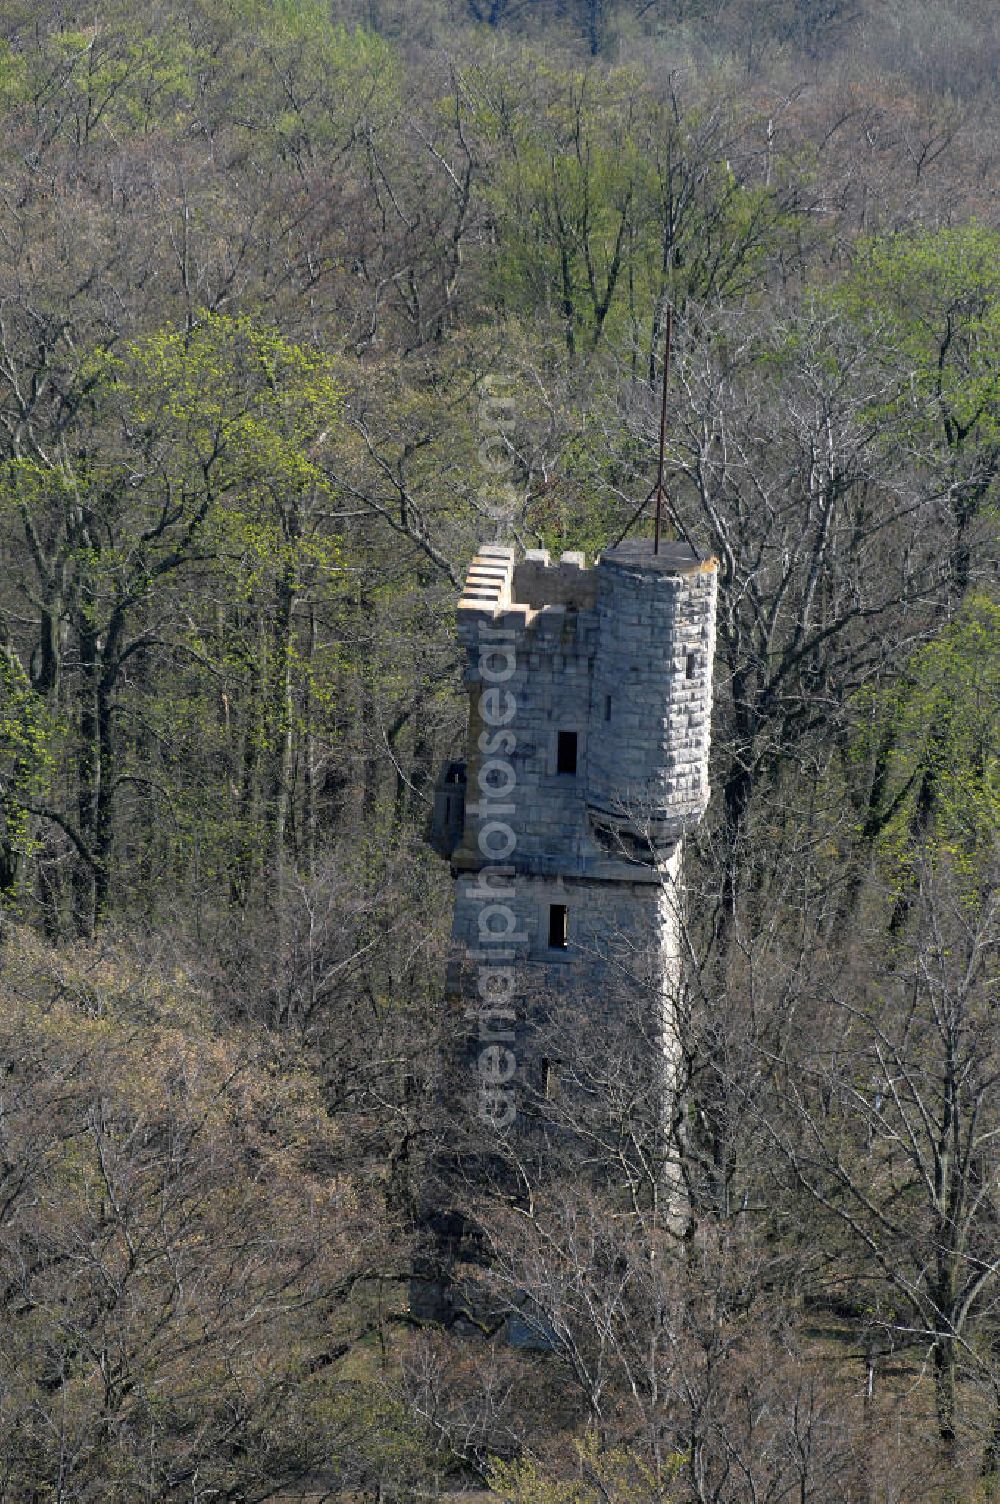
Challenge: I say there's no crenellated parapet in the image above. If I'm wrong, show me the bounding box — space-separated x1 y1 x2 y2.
444 539 717 880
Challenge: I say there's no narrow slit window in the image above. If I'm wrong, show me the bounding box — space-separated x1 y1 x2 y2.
556 730 578 775
604 694 612 722
686 652 698 680
548 904 568 951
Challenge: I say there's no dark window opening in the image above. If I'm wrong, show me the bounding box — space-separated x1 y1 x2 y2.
686 652 698 680
548 904 568 951
604 694 612 722
556 731 578 775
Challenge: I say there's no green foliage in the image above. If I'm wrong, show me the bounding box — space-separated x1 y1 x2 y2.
490 1434 684 1503
109 316 345 900
37 15 199 137
838 223 1000 450
214 3 401 154
0 40 28 112
477 63 648 325
472 57 793 352
854 594 1000 897
3 311 344 621
0 313 348 916
0 651 53 888
119 312 343 575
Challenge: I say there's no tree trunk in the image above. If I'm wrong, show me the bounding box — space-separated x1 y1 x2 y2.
74 616 100 938
302 604 317 878
271 566 296 908
934 1333 958 1465
233 609 266 907
587 0 603 54
270 501 301 905
981 1373 1000 1480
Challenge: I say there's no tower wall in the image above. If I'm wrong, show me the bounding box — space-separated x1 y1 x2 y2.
440 539 716 1129
415 539 717 1325
451 546 600 880
449 541 717 883
588 545 717 842
450 859 681 996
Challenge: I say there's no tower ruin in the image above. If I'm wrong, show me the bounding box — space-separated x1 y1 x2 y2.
430 536 718 1137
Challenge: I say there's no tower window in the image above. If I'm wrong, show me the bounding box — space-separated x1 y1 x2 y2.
686 652 698 680
548 904 569 951
556 731 578 775
604 694 612 722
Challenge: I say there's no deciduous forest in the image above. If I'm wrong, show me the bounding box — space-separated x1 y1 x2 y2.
0 0 997 1498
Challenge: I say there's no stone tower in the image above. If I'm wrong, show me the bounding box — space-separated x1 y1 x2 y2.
430 536 718 1137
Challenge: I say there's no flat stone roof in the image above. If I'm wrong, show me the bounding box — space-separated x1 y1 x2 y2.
599 538 708 572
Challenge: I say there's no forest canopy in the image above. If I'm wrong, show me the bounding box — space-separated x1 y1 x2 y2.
0 0 997 1499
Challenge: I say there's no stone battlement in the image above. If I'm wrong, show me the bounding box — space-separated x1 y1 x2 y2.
456 543 517 616
445 538 718 879
513 549 597 610
457 540 713 627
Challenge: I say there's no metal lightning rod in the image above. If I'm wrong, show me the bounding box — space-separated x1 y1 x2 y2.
610 304 696 555
653 303 673 557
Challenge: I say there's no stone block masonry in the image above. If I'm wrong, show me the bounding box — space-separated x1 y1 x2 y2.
435 535 718 1138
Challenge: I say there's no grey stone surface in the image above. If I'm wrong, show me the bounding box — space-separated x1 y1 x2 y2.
451 543 717 879
440 540 717 1129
